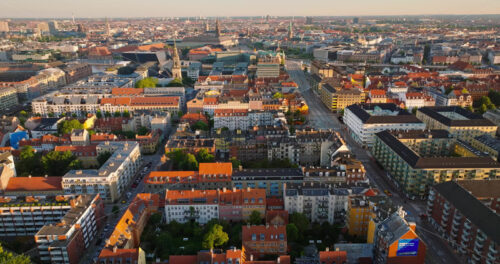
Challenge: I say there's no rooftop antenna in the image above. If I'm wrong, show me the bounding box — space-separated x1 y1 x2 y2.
72 13 75 24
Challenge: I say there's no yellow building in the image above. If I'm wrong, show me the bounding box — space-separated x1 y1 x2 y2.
320 84 364 113
416 107 497 141
469 134 500 161
310 60 342 78
347 196 372 237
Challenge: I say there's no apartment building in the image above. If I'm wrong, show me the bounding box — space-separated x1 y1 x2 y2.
35 194 105 264
320 84 364 112
284 182 371 224
214 109 274 130
3 176 63 196
32 92 181 117
60 63 93 84
310 60 343 78
62 141 142 202
144 162 233 193
427 181 499 264
101 193 159 252
344 104 426 148
0 87 18 112
416 106 497 141
165 138 216 155
232 168 303 197
165 189 219 224
165 187 266 223
469 134 500 161
242 224 287 259
0 194 77 237
372 212 426 264
372 130 500 197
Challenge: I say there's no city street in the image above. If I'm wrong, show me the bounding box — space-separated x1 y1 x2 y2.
81 141 165 264
285 60 464 264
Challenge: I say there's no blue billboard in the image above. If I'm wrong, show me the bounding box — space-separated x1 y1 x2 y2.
396 239 419 256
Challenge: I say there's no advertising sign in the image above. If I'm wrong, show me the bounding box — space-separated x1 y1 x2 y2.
396 239 419 256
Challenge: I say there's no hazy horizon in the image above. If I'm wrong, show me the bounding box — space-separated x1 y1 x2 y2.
1 0 500 18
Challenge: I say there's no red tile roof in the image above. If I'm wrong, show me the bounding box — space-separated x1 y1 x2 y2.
319 250 347 264
199 162 232 176
5 177 62 192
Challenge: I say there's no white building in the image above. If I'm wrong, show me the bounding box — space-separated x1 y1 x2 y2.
62 141 141 202
214 109 274 130
284 182 371 224
164 189 219 224
344 104 426 148
398 92 425 110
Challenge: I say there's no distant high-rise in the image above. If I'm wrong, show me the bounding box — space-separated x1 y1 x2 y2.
306 17 313 25
205 20 210 32
353 17 359 24
77 24 86 33
215 18 221 37
105 18 111 37
266 15 270 23
171 41 182 80
48 20 58 34
0 21 9 32
288 21 294 39
37 22 49 32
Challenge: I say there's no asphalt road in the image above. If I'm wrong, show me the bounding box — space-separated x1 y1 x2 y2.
285 60 464 264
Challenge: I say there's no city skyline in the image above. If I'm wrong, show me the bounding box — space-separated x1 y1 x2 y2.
1 0 500 18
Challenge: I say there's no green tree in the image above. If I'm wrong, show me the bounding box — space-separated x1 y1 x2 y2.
105 111 111 117
58 119 83 135
96 110 102 118
0 243 31 264
180 153 198 170
191 121 209 131
167 78 184 87
202 224 228 249
19 110 28 117
196 149 214 163
286 223 299 243
488 90 500 106
290 212 310 233
273 92 284 99
248 210 262 225
230 157 241 169
479 104 488 114
97 151 112 166
114 111 121 117
122 110 130 118
135 77 159 88
41 151 81 176
137 126 149 136
16 146 43 176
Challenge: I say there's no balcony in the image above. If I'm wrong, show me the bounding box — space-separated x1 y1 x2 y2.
489 245 498 254
487 251 496 260
474 246 483 255
475 238 484 249
472 250 481 261
444 202 451 210
464 220 472 230
476 232 486 242
462 233 470 242
452 217 461 227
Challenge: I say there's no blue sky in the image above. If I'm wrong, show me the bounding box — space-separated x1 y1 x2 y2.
1 0 499 18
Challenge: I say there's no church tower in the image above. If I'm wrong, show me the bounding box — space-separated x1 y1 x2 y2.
215 19 221 37
171 41 182 80
288 21 293 39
